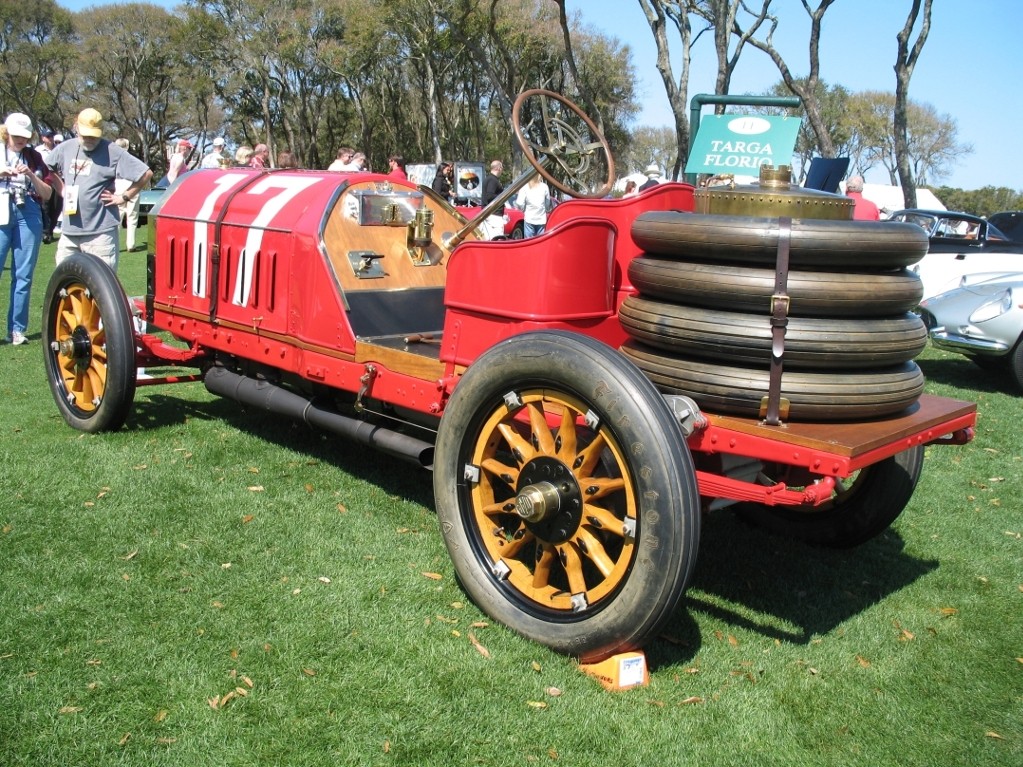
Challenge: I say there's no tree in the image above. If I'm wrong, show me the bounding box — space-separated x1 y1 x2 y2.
0 0 76 133
624 125 676 176
636 0 695 179
74 4 189 172
894 0 934 208
744 0 838 157
842 90 971 186
692 0 772 103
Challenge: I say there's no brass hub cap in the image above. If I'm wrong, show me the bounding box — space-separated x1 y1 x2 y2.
515 457 582 543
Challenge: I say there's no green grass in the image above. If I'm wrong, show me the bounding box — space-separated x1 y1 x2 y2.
1 235 1021 766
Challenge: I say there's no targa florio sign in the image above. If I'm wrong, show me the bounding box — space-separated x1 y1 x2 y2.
685 115 801 176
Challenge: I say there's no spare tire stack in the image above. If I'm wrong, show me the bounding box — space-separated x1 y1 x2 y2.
619 166 930 421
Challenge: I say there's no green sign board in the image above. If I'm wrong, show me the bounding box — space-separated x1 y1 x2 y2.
685 114 802 176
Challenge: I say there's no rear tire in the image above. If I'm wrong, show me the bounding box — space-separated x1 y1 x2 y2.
734 446 925 548
434 331 700 660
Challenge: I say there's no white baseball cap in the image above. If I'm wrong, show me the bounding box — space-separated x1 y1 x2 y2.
212 136 225 146
4 113 33 139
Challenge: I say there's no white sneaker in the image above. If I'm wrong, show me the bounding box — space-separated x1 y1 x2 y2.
11 331 27 346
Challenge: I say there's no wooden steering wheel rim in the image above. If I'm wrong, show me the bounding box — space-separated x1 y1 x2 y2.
512 89 615 199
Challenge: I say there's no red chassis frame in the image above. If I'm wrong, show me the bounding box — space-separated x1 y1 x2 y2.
136 169 976 511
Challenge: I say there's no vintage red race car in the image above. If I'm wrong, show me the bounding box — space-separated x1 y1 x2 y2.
42 91 975 661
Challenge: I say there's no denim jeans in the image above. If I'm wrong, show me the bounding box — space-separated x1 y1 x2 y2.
524 221 546 238
0 195 43 336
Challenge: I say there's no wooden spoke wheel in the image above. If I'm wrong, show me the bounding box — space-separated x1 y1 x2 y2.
42 255 137 433
734 446 925 548
434 332 699 661
512 88 614 199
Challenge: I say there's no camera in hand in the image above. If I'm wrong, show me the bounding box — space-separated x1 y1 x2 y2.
12 185 26 207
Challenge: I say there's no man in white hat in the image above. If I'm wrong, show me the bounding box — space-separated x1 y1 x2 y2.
45 107 153 271
200 136 228 169
638 163 663 192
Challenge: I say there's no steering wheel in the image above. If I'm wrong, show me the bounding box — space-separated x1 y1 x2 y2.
512 89 615 199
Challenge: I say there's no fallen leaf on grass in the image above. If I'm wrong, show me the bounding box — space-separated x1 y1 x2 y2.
247 485 264 492
727 634 739 647
680 696 703 705
337 503 348 514
899 629 915 642
156 737 176 744
153 709 168 722
532 661 542 673
302 668 317 676
383 740 391 753
304 483 314 493
856 655 872 668
546 687 562 697
318 576 331 584
469 632 490 658
939 607 959 617
59 706 83 714
118 733 130 746
986 731 1004 740
242 514 255 524
248 467 260 474
2 524 11 534
120 549 138 561
527 701 548 709
422 572 443 580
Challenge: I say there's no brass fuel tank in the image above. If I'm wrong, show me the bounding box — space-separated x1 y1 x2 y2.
694 165 854 220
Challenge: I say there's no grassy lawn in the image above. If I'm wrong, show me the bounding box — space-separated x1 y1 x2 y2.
1 234 1020 766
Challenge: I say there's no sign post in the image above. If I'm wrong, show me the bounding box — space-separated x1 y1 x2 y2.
685 94 802 184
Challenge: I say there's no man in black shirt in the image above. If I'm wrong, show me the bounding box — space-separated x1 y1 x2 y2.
482 160 505 212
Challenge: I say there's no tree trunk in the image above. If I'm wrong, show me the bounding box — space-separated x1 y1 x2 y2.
894 0 933 209
638 0 692 178
746 0 837 157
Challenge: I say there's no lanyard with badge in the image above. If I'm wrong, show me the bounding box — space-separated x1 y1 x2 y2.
64 144 88 216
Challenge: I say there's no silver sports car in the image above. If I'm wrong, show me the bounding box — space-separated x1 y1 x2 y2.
919 271 1023 391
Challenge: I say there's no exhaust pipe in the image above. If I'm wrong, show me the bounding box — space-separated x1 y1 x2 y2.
204 367 435 469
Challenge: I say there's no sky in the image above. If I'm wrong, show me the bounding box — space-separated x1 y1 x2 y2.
56 0 1021 191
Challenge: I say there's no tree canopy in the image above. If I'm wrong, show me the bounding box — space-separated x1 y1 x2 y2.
0 0 994 209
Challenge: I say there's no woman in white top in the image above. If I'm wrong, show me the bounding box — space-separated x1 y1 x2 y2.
515 175 551 237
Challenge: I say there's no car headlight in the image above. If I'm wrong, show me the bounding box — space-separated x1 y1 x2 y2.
968 289 1013 323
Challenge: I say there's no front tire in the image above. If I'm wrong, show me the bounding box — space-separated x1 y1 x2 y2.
434 332 700 660
42 255 137 433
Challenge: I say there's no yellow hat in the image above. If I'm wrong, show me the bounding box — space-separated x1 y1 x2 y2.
77 108 104 138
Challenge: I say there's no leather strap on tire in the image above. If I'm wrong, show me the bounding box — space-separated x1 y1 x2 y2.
762 216 792 425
